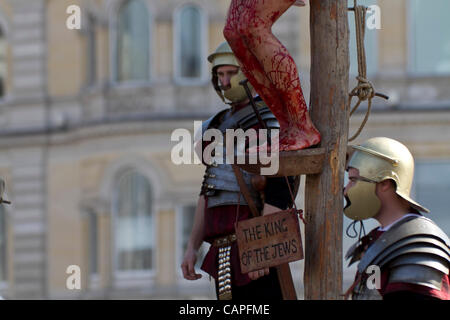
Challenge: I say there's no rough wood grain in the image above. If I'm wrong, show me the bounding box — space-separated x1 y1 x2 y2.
304 0 350 300
236 147 326 176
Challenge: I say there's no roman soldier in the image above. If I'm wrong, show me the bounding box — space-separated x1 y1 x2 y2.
344 137 450 300
181 41 297 300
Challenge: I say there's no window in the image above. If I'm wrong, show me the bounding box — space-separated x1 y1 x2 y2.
0 27 6 99
112 170 154 272
174 5 207 83
348 0 378 76
178 205 208 272
414 161 450 232
88 211 98 276
0 205 6 283
116 0 150 82
86 14 97 87
410 0 450 74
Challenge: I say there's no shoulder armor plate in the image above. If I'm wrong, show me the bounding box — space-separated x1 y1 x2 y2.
202 108 229 134
388 263 446 291
208 101 279 135
237 102 279 131
388 252 449 275
358 216 450 275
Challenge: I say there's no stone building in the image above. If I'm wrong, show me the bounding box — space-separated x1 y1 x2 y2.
0 0 448 299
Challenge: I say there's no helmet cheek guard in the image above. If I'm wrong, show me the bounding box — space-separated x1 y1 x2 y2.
222 70 253 103
344 180 381 220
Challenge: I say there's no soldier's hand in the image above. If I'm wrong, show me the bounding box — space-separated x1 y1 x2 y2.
181 248 202 280
248 268 269 281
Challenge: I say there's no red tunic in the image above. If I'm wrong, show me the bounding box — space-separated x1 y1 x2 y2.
200 198 253 286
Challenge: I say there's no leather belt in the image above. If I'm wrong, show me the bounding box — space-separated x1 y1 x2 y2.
212 234 237 247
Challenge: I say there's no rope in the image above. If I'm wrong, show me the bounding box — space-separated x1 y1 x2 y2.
348 3 388 142
348 77 374 141
284 176 306 225
345 220 366 240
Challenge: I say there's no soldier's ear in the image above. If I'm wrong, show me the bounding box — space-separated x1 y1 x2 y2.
378 179 395 193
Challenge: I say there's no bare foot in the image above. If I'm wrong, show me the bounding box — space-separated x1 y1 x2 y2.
278 125 321 151
245 125 320 154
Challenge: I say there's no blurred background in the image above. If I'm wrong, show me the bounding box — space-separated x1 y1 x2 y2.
0 0 448 299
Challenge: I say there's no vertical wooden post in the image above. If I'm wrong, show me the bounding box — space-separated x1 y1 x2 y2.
304 1 350 299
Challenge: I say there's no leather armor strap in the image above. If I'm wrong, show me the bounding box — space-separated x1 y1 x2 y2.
212 234 237 247
231 164 260 218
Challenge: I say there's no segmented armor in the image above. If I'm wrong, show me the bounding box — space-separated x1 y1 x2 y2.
200 99 279 209
346 215 450 299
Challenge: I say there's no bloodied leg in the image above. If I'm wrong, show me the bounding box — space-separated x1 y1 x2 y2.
223 0 320 151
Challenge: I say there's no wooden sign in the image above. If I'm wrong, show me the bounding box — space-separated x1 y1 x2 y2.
236 210 304 273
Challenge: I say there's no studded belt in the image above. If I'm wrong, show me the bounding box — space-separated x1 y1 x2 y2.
213 234 236 300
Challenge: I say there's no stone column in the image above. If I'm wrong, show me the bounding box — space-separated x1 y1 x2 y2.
8 0 49 299
156 205 176 289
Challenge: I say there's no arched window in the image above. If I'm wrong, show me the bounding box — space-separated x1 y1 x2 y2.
177 205 208 275
174 4 207 83
112 170 154 272
0 27 6 99
116 0 150 82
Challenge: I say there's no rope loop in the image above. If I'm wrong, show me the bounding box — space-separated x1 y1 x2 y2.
352 76 375 100
347 4 388 142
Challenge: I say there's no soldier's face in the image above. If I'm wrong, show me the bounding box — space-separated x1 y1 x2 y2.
344 167 361 197
216 65 239 90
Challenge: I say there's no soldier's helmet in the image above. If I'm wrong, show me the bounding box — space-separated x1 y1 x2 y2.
207 41 253 104
348 137 429 213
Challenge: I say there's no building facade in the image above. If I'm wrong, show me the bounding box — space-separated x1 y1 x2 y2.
0 0 448 299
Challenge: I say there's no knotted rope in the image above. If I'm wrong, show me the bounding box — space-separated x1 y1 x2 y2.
348 2 388 142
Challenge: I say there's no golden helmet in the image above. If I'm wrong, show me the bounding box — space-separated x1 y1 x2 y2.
207 41 253 104
208 41 240 72
348 137 429 213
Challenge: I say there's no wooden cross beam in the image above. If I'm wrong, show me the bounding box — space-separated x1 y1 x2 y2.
238 148 326 176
